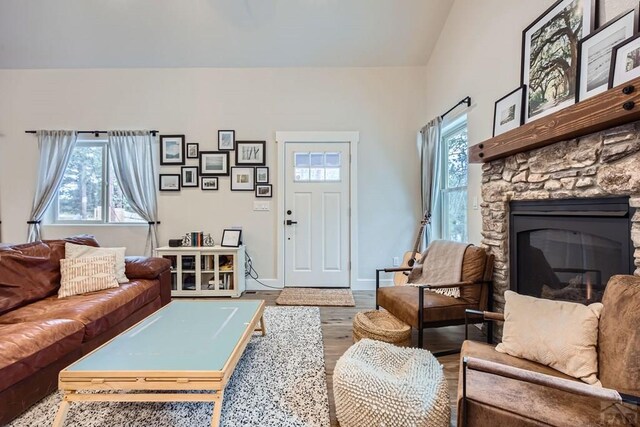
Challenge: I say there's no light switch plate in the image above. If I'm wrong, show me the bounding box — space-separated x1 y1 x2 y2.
253 201 270 211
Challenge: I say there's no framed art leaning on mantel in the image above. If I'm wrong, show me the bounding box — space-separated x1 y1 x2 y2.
522 0 595 123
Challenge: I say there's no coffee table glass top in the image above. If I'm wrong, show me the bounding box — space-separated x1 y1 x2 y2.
66 300 263 373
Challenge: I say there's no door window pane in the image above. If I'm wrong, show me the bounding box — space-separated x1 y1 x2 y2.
293 150 343 182
325 152 341 167
310 168 325 181
57 145 104 221
310 152 324 167
325 168 340 181
295 153 309 167
295 168 310 181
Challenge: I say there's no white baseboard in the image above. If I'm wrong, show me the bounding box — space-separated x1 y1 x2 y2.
245 278 392 291
245 278 283 291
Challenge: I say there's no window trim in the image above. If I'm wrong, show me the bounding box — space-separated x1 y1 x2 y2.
439 116 468 242
51 138 145 225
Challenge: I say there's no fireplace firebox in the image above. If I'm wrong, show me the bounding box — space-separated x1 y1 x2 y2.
509 197 634 304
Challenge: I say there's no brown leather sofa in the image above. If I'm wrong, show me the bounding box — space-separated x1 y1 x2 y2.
0 236 171 424
457 275 640 426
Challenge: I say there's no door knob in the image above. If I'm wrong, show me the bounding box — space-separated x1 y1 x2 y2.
286 220 298 225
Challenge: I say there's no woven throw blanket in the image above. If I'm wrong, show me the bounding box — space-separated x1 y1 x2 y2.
408 240 470 298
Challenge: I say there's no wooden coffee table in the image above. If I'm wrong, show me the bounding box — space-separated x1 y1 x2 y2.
52 300 266 427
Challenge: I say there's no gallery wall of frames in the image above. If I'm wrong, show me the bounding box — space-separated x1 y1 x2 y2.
492 0 640 137
158 130 272 198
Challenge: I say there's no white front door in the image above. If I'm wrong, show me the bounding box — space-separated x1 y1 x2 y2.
284 142 350 287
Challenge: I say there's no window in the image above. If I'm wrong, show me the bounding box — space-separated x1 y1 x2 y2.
294 152 341 182
440 117 468 242
52 140 144 224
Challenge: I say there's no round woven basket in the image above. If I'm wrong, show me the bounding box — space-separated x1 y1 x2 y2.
353 310 411 347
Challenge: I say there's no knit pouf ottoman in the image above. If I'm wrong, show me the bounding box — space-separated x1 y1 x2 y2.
352 310 411 346
333 339 450 427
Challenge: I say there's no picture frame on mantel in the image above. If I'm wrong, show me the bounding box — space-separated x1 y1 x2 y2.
576 6 637 101
522 0 595 123
493 85 526 137
610 33 640 88
596 0 637 27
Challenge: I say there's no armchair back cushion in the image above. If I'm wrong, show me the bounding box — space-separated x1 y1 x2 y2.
598 274 640 395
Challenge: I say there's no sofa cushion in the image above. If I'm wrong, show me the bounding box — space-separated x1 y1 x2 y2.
0 319 84 392
598 275 640 395
0 280 159 341
496 291 603 385
65 242 128 283
0 242 61 315
377 286 477 328
58 255 119 298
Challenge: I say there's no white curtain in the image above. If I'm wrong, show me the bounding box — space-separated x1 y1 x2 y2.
419 117 443 246
108 130 159 255
28 130 78 242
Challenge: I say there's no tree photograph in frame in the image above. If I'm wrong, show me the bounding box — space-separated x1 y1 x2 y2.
199 151 230 176
255 167 269 184
610 33 640 88
230 167 255 191
201 177 218 190
218 130 235 151
522 0 594 123
159 174 180 191
493 86 525 137
255 184 272 198
186 143 199 159
236 141 266 165
181 166 198 187
159 135 185 165
577 7 637 101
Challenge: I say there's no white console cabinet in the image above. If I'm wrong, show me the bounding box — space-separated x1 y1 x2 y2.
154 246 246 298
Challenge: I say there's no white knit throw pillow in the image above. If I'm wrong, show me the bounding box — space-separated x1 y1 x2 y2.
496 290 603 385
58 255 119 298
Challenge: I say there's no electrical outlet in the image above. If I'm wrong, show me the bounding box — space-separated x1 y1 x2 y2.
393 256 400 267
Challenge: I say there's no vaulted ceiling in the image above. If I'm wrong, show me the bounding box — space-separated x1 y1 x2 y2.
0 0 454 69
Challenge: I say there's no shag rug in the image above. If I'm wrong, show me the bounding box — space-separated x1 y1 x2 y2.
9 307 330 427
276 288 355 307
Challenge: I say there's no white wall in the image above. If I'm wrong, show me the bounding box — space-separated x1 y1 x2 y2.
0 67 426 288
423 0 555 244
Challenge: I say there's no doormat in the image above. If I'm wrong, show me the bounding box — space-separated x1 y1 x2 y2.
276 288 355 307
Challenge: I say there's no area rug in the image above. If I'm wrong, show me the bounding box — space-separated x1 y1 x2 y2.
9 307 330 427
276 288 355 307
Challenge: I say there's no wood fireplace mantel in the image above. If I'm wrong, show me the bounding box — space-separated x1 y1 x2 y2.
469 76 640 163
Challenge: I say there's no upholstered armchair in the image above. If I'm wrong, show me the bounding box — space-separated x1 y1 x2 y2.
458 275 640 426
375 245 494 353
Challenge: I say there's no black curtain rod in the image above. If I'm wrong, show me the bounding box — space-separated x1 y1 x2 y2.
25 130 159 137
440 96 471 119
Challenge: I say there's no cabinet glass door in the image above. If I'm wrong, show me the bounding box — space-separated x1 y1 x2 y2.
181 254 197 291
219 254 235 291
201 254 216 290
161 255 178 291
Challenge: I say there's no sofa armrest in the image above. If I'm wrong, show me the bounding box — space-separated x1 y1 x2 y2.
463 357 623 402
125 256 171 280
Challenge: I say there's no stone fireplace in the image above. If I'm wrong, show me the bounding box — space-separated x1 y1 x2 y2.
480 122 640 334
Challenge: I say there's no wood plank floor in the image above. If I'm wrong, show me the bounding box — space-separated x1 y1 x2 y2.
240 290 485 427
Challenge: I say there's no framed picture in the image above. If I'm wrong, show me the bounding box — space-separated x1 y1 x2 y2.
159 174 180 191
255 167 269 183
230 167 255 191
255 184 272 198
159 135 185 165
186 143 199 159
201 177 218 190
522 0 595 123
181 166 198 187
610 33 640 88
236 141 266 166
577 7 637 101
218 130 235 151
221 229 242 247
597 0 637 27
199 151 230 176
493 86 526 137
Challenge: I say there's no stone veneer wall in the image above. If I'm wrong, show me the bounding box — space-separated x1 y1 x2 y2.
480 122 640 327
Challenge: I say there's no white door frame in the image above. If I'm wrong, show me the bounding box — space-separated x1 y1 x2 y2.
276 131 359 288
